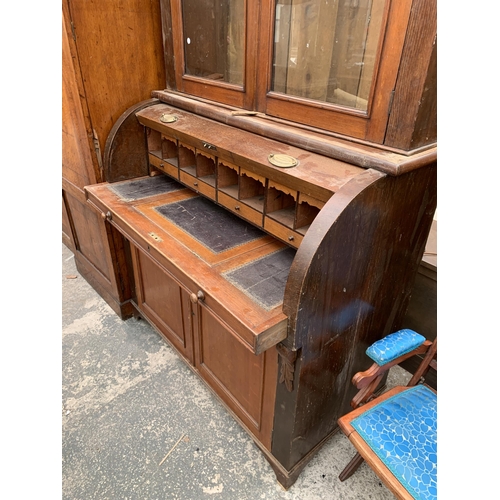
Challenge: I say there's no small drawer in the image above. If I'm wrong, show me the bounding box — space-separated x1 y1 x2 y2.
149 153 179 179
197 181 216 201
180 171 216 201
264 217 303 249
218 191 263 227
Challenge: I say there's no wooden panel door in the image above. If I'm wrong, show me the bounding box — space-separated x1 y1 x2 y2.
192 301 278 449
131 245 194 364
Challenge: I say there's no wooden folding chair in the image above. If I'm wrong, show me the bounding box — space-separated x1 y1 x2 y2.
338 329 437 500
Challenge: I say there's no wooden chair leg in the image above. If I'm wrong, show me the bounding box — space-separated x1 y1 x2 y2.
339 452 364 481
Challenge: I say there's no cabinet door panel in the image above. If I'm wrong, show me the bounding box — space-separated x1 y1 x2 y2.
194 305 277 447
132 246 193 362
66 194 112 281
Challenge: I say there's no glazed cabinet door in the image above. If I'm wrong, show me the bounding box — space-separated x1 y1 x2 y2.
191 299 278 449
131 244 194 364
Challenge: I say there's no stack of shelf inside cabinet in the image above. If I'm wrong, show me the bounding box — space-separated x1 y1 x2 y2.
137 104 365 249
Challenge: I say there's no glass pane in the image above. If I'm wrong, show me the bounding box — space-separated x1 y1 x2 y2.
272 0 386 111
182 0 245 86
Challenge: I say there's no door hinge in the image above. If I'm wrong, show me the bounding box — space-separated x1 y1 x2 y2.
70 21 76 41
387 90 395 116
92 129 104 179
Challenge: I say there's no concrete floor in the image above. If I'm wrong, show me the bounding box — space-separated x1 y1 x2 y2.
62 243 411 499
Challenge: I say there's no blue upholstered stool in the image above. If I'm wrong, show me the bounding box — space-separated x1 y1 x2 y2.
351 385 437 500
338 330 437 500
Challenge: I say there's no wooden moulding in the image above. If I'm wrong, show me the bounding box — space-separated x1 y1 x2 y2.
384 0 437 150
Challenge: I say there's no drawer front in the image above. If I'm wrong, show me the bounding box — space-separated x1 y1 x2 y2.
149 153 179 179
179 171 216 200
218 191 263 227
264 217 303 248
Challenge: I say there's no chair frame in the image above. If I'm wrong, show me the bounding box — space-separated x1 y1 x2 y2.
338 335 437 499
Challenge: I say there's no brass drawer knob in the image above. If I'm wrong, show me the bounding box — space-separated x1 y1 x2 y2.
288 235 294 241
234 205 240 211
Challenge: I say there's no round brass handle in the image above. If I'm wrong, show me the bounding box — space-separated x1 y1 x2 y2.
288 235 294 241
193 182 198 186
190 290 205 304
234 205 240 211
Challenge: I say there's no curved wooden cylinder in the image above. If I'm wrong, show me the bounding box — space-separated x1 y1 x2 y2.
104 98 160 182
273 163 437 474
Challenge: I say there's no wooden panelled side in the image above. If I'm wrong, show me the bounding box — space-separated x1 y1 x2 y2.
65 195 113 281
63 7 124 315
383 0 437 150
410 40 437 149
62 12 98 189
63 1 166 317
64 6 113 310
67 0 166 157
274 165 437 473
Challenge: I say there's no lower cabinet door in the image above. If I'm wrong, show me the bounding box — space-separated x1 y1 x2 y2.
130 241 278 449
193 303 278 449
131 244 194 363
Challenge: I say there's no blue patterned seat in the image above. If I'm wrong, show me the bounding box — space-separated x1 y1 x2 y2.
351 385 437 500
366 329 426 366
338 331 437 500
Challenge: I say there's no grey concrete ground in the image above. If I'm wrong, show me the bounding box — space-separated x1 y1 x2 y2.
62 243 410 499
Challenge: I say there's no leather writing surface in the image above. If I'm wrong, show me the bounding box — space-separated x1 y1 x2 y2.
223 247 296 310
110 175 184 201
155 196 264 253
